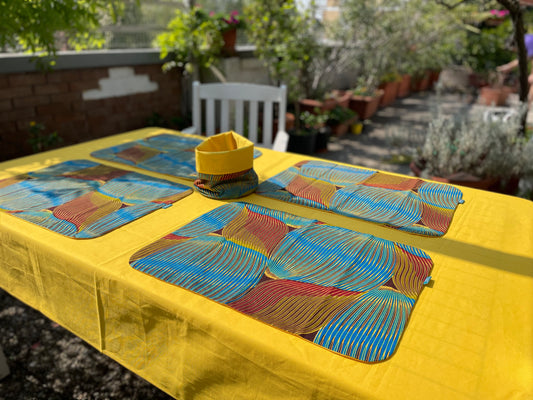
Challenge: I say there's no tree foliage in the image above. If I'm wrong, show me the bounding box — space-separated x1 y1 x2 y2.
0 0 121 58
337 0 465 89
244 0 346 100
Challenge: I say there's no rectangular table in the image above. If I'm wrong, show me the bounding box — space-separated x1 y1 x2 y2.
0 127 532 400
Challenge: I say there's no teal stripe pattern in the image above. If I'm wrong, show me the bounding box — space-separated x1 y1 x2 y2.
130 202 433 362
314 288 414 362
0 160 192 238
194 169 258 199
91 133 262 180
257 160 464 237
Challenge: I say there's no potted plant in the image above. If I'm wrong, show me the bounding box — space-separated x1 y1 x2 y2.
156 6 228 82
326 105 358 137
299 90 352 114
347 85 384 120
210 10 245 56
287 110 329 154
477 72 515 106
245 0 354 133
410 107 531 194
378 71 402 107
397 73 412 98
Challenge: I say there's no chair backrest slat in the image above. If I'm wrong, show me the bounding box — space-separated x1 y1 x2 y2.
262 101 273 149
235 99 244 134
220 99 230 132
248 100 259 144
206 98 216 136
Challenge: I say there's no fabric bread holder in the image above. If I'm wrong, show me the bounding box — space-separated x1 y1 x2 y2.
194 131 258 199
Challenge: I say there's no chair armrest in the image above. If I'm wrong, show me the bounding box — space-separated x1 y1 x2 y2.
180 126 197 135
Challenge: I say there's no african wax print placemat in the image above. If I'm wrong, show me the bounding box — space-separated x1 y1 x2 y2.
0 160 192 238
256 160 464 237
91 133 262 180
130 202 433 363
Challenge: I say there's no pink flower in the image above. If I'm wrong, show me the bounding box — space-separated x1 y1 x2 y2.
490 9 509 18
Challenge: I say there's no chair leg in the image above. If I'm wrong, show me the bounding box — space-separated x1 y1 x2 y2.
0 344 10 380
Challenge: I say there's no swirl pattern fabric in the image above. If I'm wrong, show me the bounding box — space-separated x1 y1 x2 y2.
91 133 262 180
130 202 433 362
0 160 192 238
256 160 464 237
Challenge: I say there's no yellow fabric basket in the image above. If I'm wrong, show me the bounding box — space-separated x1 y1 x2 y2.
194 131 258 199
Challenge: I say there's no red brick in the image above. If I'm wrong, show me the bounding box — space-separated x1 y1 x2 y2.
34 82 69 96
0 86 33 100
80 69 109 81
0 107 35 122
0 76 9 89
103 97 124 108
77 98 106 111
16 115 53 131
52 92 82 103
88 120 120 136
36 102 72 115
69 80 100 93
53 112 85 124
57 120 90 137
46 70 82 83
13 95 50 109
0 99 12 112
0 122 16 134
81 106 112 117
134 65 159 75
8 72 47 87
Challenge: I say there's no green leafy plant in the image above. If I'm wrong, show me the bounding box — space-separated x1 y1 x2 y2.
300 109 329 130
351 86 381 97
156 6 225 81
415 107 531 183
27 122 62 153
463 18 514 75
0 0 122 64
327 106 357 124
210 10 245 32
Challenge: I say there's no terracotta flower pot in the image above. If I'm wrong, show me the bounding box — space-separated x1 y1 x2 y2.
328 116 358 137
348 90 383 120
409 160 500 191
397 74 411 98
222 28 237 56
378 81 400 107
331 90 352 108
478 86 511 106
411 72 431 92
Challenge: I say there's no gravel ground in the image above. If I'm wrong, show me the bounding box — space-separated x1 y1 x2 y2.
0 290 172 400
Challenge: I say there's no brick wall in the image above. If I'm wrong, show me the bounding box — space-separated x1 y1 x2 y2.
0 64 181 162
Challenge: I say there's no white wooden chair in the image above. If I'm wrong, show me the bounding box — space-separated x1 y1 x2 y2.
182 81 289 151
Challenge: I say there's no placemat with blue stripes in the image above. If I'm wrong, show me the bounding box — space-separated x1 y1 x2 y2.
256 160 464 237
0 160 192 238
91 133 262 180
130 202 433 362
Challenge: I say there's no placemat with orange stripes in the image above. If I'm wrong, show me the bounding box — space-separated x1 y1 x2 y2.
0 159 192 238
256 160 464 237
130 202 433 362
91 133 262 180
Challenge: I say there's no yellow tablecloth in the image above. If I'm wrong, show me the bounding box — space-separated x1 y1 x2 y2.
0 128 532 400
